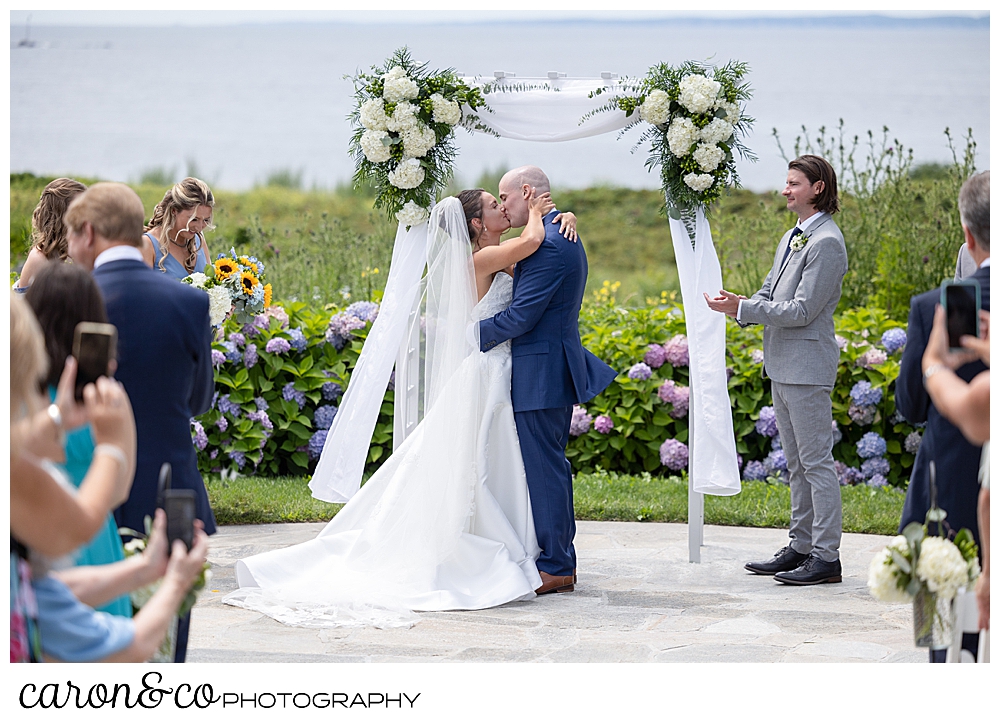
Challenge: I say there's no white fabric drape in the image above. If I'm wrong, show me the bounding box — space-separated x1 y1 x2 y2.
668 209 741 496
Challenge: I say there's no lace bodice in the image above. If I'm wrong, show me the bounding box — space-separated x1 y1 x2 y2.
473 272 513 321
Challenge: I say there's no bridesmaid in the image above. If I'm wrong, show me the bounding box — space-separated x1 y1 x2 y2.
13 178 87 293
142 177 215 279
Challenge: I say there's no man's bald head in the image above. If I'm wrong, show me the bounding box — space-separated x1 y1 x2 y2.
498 166 551 228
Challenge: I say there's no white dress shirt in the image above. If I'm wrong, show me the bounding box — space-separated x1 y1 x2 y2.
93 244 144 270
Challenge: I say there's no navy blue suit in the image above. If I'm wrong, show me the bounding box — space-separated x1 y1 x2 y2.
479 211 617 576
94 257 215 662
896 264 989 546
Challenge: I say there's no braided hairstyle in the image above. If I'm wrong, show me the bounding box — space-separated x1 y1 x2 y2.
145 177 215 273
30 178 87 261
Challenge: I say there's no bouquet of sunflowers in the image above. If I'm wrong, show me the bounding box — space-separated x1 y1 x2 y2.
183 248 272 326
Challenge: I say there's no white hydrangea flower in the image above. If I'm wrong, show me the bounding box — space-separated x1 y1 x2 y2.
387 158 425 189
677 74 722 114
400 124 436 158
638 89 671 126
430 93 462 125
692 143 726 173
683 172 715 193
382 66 419 103
186 272 208 288
867 546 912 603
916 536 970 601
700 117 735 145
666 117 698 157
360 129 392 163
717 99 741 124
386 101 419 133
207 285 232 326
396 200 430 228
359 98 389 131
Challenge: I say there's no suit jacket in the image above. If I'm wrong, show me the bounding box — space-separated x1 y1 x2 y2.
896 263 989 544
479 210 617 412
93 259 216 535
739 214 848 386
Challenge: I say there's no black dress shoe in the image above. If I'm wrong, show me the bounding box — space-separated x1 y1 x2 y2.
744 546 809 575
773 555 842 585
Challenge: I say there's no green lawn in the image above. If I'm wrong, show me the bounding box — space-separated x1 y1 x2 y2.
206 470 905 536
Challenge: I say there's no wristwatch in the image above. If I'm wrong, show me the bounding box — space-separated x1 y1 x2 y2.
47 403 67 447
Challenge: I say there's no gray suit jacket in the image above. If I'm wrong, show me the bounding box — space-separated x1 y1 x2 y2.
739 214 848 386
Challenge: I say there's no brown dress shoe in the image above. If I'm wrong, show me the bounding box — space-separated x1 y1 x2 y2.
536 571 574 595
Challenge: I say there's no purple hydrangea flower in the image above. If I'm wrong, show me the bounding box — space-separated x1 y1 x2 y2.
228 332 246 347
242 322 261 339
569 405 593 436
264 305 290 328
861 456 890 479
832 420 842 444
314 405 338 430
755 406 779 438
265 338 291 354
209 449 218 460
771 435 782 451
644 344 667 369
288 328 308 352
322 381 343 402
835 461 865 486
308 429 328 460
244 343 258 369
857 432 887 459
848 404 876 426
255 396 269 411
191 421 208 450
867 473 889 488
282 382 307 409
726 366 734 380
659 438 689 471
835 334 848 351
215 416 229 432
247 409 273 431
252 313 271 331
628 362 652 381
345 301 379 323
326 312 367 349
662 335 689 367
387 369 395 392
220 341 242 364
765 449 787 474
751 349 765 365
743 460 767 481
217 394 241 416
594 415 614 434
857 348 888 369
850 380 883 407
881 327 907 354
228 450 246 469
211 349 226 367
657 379 689 417
737 453 743 471
904 431 922 454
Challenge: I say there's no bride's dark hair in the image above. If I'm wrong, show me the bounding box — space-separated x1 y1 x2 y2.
455 189 485 245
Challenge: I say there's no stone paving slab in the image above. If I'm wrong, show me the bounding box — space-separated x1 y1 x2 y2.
188 521 924 663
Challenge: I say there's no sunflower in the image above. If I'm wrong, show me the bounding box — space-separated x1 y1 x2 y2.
239 256 260 274
263 283 273 308
240 271 260 296
214 257 237 280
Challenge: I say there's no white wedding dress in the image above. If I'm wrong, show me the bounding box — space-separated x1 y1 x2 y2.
223 271 542 628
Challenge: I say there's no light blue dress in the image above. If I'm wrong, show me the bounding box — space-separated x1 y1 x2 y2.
147 232 211 280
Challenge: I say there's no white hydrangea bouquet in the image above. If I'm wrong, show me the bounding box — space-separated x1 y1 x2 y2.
586 60 755 245
868 516 979 647
348 47 489 228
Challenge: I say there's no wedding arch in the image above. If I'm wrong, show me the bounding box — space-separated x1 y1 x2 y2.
313 49 756 563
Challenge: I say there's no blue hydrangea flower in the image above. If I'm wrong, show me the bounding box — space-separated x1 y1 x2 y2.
228 450 246 469
215 416 228 432
743 460 767 481
265 338 291 354
861 456 890 478
850 380 883 407
570 405 592 436
255 396 269 411
857 432 887 459
288 328 308 352
228 332 246 347
191 421 208 451
835 461 864 486
881 327 907 354
755 406 779 438
282 382 307 409
308 429 328 460
627 362 652 381
314 405 338 430
217 394 241 416
321 381 343 402
244 343 258 369
345 301 379 323
387 369 395 392
659 438 689 471
247 409 273 431
866 473 889 488
905 431 922 454
765 449 787 474
220 340 242 364
771 435 782 451
848 404 876 426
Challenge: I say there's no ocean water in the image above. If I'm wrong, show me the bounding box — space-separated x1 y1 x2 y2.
9 19 990 192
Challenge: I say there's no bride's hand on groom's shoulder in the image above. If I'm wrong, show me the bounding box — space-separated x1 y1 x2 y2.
552 211 578 242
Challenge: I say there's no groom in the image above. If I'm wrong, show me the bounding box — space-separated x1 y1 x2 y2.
479 166 617 595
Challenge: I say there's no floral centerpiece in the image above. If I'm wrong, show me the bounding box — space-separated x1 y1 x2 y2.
184 248 272 326
348 47 489 227
586 60 755 245
867 511 979 648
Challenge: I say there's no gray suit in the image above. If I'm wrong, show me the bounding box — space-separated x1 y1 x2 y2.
740 214 848 562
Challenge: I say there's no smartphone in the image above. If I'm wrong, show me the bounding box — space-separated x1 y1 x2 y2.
157 463 196 552
940 279 981 351
72 322 117 401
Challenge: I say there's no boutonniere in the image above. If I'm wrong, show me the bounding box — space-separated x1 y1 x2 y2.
789 231 811 253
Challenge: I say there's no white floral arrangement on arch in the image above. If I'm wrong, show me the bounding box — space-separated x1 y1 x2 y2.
349 47 490 228
586 60 755 245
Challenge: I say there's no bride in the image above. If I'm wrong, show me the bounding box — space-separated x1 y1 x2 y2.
223 189 577 627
